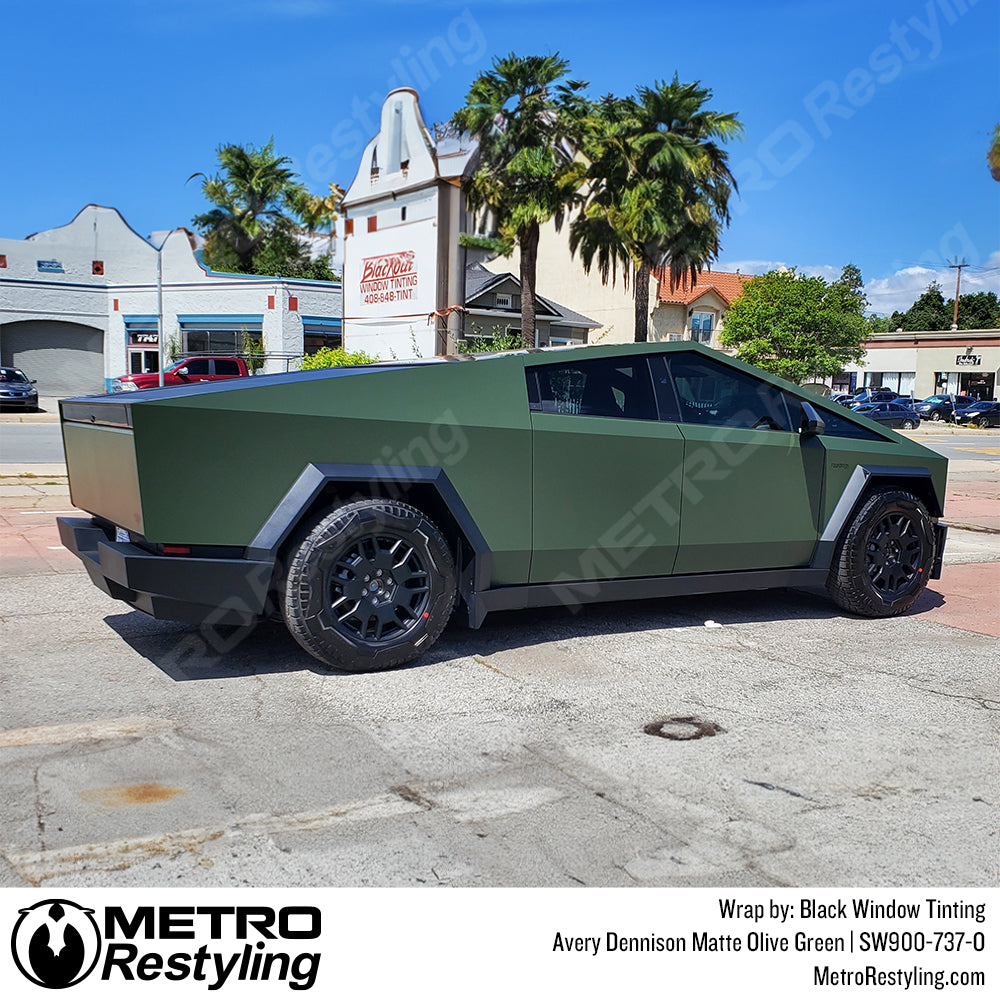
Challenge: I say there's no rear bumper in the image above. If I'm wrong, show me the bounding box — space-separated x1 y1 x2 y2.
58 517 274 625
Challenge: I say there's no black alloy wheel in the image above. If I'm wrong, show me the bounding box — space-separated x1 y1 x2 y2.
282 499 456 671
826 490 936 617
326 533 430 644
864 510 923 601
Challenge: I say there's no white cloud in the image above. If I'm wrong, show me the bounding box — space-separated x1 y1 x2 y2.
720 253 1000 315
718 259 840 281
866 252 1000 315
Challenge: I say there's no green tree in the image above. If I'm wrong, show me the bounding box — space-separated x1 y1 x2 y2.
989 124 1000 182
719 266 868 383
571 79 742 342
452 53 588 348
250 228 336 281
901 282 950 331
944 290 1000 329
191 139 334 277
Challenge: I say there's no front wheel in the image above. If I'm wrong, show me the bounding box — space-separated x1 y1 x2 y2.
282 499 456 671
826 490 936 617
976 417 989 429
930 411 942 421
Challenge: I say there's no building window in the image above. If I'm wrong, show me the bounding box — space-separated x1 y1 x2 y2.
37 259 64 273
690 312 714 343
179 316 263 357
400 206 407 222
495 293 512 309
302 316 343 355
344 218 354 236
367 216 377 233
0 254 7 268
92 261 104 275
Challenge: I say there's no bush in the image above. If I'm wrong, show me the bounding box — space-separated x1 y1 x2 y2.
299 346 379 369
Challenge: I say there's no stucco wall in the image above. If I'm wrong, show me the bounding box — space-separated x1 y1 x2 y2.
0 205 342 390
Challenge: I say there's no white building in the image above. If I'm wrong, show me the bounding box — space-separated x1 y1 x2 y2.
0 205 342 396
341 89 475 359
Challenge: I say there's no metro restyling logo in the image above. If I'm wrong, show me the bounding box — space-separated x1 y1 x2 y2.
11 902 321 990
11 899 102 988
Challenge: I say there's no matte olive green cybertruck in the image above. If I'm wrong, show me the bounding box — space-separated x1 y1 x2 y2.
59 343 948 672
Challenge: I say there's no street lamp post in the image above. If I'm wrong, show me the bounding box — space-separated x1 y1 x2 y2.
156 244 165 388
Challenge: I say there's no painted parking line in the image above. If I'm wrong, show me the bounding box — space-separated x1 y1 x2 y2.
954 447 1000 455
0 716 172 748
5 793 425 884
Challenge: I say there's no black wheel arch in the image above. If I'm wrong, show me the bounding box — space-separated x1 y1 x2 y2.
247 463 492 623
810 465 944 573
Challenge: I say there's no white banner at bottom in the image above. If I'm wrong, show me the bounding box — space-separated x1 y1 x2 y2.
1 886 994 997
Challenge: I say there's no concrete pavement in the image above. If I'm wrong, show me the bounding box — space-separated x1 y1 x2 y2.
0 472 996 888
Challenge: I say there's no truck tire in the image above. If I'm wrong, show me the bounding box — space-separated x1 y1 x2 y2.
826 490 936 617
282 499 456 671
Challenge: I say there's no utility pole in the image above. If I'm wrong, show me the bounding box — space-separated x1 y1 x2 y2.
948 259 967 330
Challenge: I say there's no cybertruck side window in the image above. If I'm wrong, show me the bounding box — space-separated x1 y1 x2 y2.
667 354 792 431
531 357 658 420
783 393 886 441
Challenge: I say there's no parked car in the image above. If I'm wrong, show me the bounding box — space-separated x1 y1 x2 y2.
850 401 921 429
914 394 977 422
57 342 948 672
830 393 856 406
0 367 39 409
110 356 250 393
852 389 902 404
952 400 1000 428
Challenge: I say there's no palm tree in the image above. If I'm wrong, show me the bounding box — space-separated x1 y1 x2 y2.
295 182 346 258
571 78 742 342
189 139 309 272
451 53 587 347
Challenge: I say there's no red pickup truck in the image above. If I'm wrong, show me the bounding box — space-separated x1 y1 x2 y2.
110 357 250 393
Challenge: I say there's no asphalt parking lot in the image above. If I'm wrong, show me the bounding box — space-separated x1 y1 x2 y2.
1 439 997 890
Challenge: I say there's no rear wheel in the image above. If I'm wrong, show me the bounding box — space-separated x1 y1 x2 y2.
901 419 916 429
826 490 936 617
976 417 989 429
282 499 456 671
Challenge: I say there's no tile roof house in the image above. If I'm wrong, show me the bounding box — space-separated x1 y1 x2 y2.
464 261 598 347
649 268 751 349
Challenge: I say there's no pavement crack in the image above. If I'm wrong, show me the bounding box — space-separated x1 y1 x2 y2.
472 654 517 681
744 779 816 802
906 686 999 710
33 766 46 852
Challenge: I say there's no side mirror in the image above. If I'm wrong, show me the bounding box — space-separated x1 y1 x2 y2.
30 379 37 384
800 400 825 437
177 367 189 377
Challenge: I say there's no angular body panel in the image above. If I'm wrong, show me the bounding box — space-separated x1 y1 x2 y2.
58 342 950 670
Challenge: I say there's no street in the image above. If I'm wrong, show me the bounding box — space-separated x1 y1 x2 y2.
0 431 997 888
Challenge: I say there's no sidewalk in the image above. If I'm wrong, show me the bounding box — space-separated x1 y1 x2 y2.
0 397 61 423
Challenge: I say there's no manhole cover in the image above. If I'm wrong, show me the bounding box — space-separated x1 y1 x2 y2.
643 716 725 741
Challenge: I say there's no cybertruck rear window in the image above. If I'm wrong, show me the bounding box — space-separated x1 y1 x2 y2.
786 395 887 441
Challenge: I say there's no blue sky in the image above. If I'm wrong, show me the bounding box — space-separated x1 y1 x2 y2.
2 0 998 313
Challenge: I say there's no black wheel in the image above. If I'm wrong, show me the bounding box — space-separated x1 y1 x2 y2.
930 410 942 421
901 419 915 430
281 499 456 671
826 490 936 617
976 417 988 429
